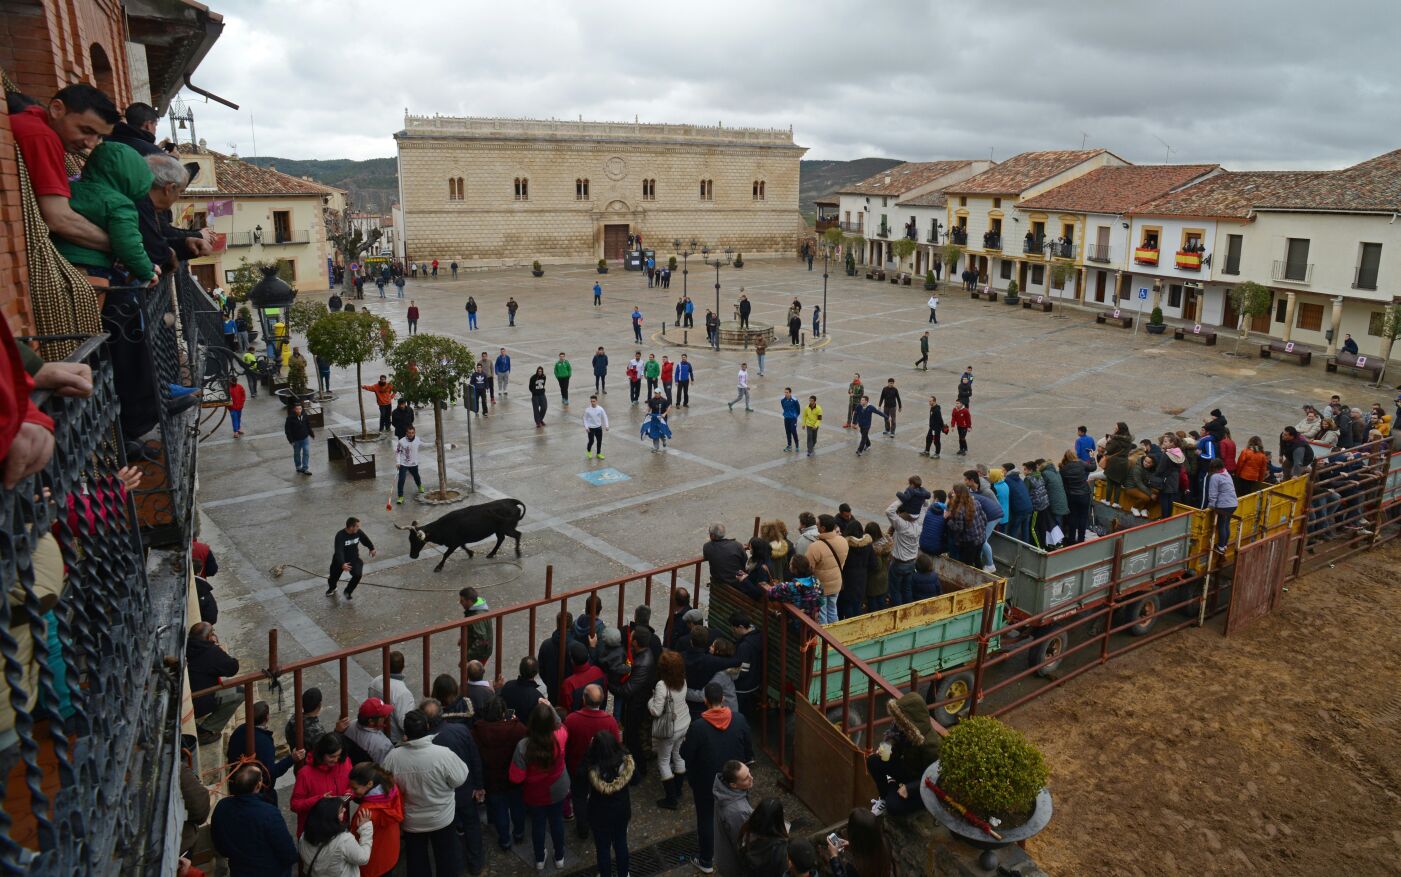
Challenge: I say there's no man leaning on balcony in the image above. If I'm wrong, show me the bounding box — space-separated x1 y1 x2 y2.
10 84 118 251
187 622 242 745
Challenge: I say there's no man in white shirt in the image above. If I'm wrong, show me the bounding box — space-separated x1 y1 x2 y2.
927 293 939 324
728 363 752 412
395 424 423 504
627 352 644 405
583 395 610 460
383 708 469 876
368 650 418 741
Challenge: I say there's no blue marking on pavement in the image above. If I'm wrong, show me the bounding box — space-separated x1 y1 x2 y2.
579 467 631 485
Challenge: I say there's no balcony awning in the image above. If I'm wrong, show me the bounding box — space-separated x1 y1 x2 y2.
125 0 230 113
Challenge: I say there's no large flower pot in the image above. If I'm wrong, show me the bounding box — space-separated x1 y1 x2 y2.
920 761 1052 872
1002 296 1020 306
275 387 317 407
1146 323 1167 335
597 266 609 274
531 269 544 277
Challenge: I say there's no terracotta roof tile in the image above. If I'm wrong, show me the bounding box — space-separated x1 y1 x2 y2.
1015 165 1218 214
1251 149 1401 213
178 147 344 197
1129 171 1324 219
948 150 1109 195
840 160 976 196
895 189 949 208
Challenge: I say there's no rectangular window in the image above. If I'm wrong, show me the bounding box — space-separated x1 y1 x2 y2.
193 211 208 230
1285 238 1310 281
1368 311 1386 336
1141 227 1160 249
1355 242 1382 290
272 210 292 243
959 196 967 207
1296 301 1324 332
1224 234 1242 275
1000 260 1012 279
1275 298 1287 324
1181 228 1203 251
1062 223 1074 243
1168 284 1183 308
1030 264 1045 285
993 198 1002 209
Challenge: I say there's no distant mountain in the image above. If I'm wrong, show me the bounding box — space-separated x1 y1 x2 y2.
239 154 903 220
243 156 398 214
799 157 905 215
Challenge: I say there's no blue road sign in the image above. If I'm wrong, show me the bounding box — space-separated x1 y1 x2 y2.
1137 287 1149 300
579 467 630 486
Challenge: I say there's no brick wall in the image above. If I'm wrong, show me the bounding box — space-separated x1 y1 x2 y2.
0 108 32 334
397 132 806 265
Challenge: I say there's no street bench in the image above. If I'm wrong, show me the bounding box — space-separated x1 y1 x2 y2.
1022 295 1053 313
1325 351 1383 381
866 269 886 281
1260 341 1312 366
973 288 999 303
1173 325 1218 346
1096 311 1134 328
327 430 376 480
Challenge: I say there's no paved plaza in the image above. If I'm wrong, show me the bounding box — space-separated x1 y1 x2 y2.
203 258 1380 685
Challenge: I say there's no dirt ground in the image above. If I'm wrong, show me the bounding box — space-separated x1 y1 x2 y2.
1011 540 1401 876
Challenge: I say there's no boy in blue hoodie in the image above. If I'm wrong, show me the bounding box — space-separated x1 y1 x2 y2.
780 387 801 451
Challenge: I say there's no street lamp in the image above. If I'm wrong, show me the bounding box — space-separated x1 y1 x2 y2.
820 240 834 338
703 246 733 351
673 238 698 299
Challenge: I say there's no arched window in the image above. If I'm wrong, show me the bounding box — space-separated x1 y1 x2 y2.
752 181 759 200
642 179 656 201
448 177 464 200
759 181 766 200
700 179 713 201
515 178 529 201
576 178 590 200
89 43 115 100
457 177 464 200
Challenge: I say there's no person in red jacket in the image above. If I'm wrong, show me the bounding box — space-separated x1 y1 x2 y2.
227 379 246 437
349 762 404 877
558 642 606 714
2 332 55 489
562 685 621 839
660 355 675 403
290 732 352 836
951 400 972 456
509 702 571 870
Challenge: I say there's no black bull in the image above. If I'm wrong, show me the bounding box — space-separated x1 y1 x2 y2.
398 498 526 571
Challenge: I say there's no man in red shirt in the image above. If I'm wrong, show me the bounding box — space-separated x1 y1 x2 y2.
562 684 620 838
10 83 119 250
557 642 605 714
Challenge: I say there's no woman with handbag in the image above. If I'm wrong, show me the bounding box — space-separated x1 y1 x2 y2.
648 650 691 811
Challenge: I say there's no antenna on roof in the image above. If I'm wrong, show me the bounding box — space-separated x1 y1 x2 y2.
1153 135 1173 163
989 146 995 162
1081 132 1090 149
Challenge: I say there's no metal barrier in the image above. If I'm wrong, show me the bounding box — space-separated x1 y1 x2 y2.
1292 437 1398 574
0 337 190 875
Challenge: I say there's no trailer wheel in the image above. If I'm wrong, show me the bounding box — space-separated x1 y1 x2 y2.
1118 594 1160 636
929 672 975 727
1028 628 1069 677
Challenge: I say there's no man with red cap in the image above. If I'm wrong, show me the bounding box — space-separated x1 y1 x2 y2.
343 697 395 765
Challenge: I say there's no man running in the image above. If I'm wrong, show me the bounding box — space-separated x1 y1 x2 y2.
583 395 609 460
728 363 752 412
915 331 929 371
781 388 801 452
852 395 888 456
921 396 946 459
327 517 376 599
395 424 424 503
643 390 672 452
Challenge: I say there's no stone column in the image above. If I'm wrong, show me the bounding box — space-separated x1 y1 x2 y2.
1327 295 1344 355
1281 291 1298 342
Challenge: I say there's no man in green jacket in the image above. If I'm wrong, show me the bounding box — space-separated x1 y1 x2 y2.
554 352 572 406
643 353 661 398
915 331 929 371
53 140 156 284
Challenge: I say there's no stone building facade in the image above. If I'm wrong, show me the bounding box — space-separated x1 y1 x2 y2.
395 115 807 267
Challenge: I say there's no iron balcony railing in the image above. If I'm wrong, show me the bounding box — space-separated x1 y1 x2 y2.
1272 260 1314 284
1023 236 1046 254
839 221 864 233
226 231 311 247
875 225 890 239
1352 264 1379 291
0 335 191 875
982 233 1003 251
1049 240 1078 259
950 228 968 246
1086 243 1112 263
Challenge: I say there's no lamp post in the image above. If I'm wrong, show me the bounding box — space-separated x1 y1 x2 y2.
821 242 833 338
674 238 697 299
703 246 733 350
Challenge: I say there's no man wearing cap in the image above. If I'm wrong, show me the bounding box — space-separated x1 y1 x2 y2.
343 697 395 765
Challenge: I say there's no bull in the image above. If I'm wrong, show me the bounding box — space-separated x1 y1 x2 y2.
396 498 526 571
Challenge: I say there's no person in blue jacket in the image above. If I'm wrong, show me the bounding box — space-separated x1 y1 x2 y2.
494 347 512 396
591 346 609 395
1003 464 1033 544
675 355 694 408
1074 426 1096 464
852 395 888 456
226 701 302 805
909 553 942 600
989 468 1011 532
593 281 603 307
211 762 299 877
683 297 695 327
918 490 948 556
780 387 802 451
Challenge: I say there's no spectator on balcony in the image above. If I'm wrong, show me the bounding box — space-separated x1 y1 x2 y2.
227 701 304 804
53 139 157 293
187 622 241 743
142 152 211 266
212 762 299 877
12 84 119 253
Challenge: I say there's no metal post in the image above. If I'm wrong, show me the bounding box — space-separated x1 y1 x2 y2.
292 669 304 750
464 399 475 493
822 249 829 337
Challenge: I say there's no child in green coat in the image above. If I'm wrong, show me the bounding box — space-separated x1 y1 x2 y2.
52 141 156 285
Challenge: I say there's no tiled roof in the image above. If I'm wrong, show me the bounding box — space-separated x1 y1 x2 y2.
948 150 1108 195
179 147 344 197
1129 171 1323 219
840 160 977 196
813 191 840 206
1251 149 1401 213
896 189 950 208
1015 165 1218 214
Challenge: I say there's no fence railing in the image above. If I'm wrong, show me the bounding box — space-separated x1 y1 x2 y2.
0 336 190 875
1271 259 1313 284
1086 243 1112 263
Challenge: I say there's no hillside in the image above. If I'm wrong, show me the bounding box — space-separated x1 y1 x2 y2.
241 155 905 219
243 156 398 213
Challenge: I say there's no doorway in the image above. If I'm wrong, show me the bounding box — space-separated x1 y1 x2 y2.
1094 270 1107 303
603 224 629 261
190 263 217 291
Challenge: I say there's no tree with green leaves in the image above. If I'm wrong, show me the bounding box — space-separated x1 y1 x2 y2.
306 311 396 439
891 238 917 273
942 242 961 277
227 258 296 301
386 334 476 499
286 298 329 335
1373 302 1401 387
848 235 866 266
822 226 844 251
1228 281 1273 355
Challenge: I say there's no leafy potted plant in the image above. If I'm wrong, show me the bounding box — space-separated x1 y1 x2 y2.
307 310 396 442
921 717 1052 870
733 252 744 269
924 270 937 291
597 258 609 275
668 255 678 270
1002 279 1020 305
531 260 544 277
845 251 857 276
1146 306 1167 335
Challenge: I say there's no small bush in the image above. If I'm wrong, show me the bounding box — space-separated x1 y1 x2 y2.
598 258 607 269
286 356 310 395
939 717 1048 820
532 260 542 271
668 256 678 269
926 271 936 284
1006 280 1019 296
1150 306 1164 325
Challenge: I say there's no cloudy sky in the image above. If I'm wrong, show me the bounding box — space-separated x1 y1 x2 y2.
180 0 1399 169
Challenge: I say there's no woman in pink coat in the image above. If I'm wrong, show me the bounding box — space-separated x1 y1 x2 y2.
291 732 352 835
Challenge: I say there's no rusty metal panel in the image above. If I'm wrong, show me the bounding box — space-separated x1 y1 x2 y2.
1226 530 1290 636
792 694 876 826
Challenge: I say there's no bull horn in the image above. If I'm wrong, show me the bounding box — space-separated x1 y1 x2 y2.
393 523 409 530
